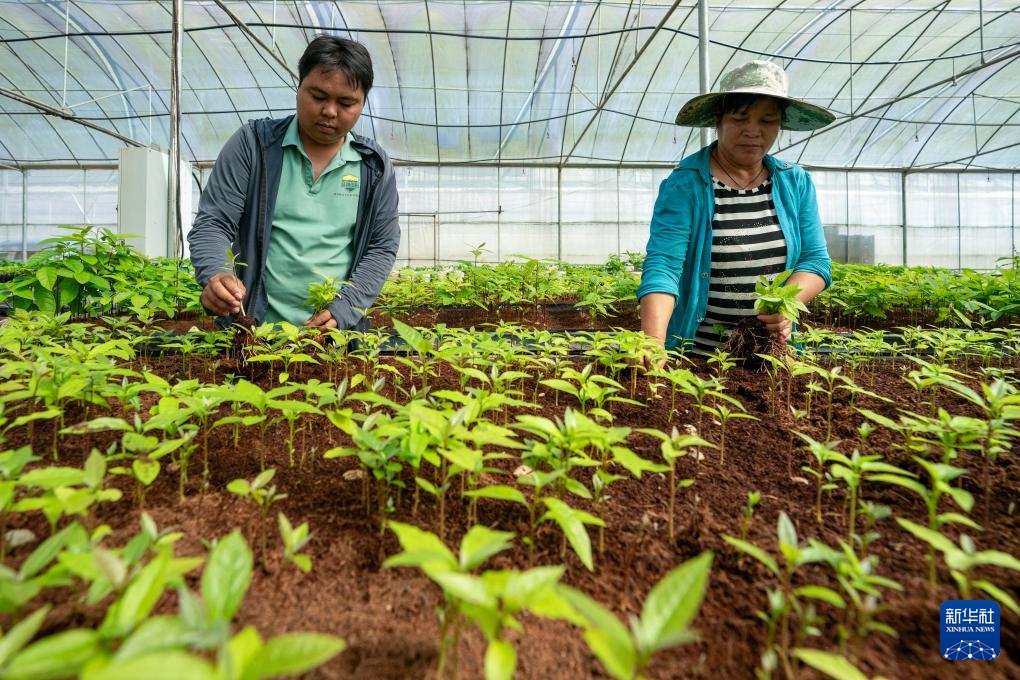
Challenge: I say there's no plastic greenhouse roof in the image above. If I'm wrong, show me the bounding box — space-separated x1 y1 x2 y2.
2 0 1019 171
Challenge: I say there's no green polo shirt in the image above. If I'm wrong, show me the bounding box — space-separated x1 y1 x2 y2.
263 117 361 325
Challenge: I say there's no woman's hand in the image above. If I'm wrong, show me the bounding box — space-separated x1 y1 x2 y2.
757 311 792 344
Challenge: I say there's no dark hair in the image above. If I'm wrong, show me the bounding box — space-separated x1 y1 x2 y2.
298 35 374 96
713 93 788 123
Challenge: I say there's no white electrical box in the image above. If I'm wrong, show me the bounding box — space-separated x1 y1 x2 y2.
117 146 192 258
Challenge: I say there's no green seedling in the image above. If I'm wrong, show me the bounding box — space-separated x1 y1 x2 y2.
825 449 915 545
326 410 410 536
638 426 706 543
224 249 248 316
385 521 568 680
741 490 761 543
303 273 344 315
14 449 124 533
754 270 808 323
724 512 840 680
794 432 842 525
278 512 312 573
226 468 287 562
558 551 713 680
702 399 758 465
891 457 980 584
896 519 1020 613
792 649 889 680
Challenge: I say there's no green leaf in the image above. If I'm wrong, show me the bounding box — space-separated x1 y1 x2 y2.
458 525 515 572
431 572 494 607
484 639 517 680
20 522 81 579
970 549 1020 572
55 279 80 310
383 521 456 572
610 447 669 477
501 566 565 612
721 535 778 576
937 511 981 531
895 518 956 554
112 616 189 663
34 286 56 314
634 552 712 655
777 511 798 550
971 580 1020 616
101 550 171 638
81 651 216 680
462 485 528 506
223 625 263 680
240 633 346 680
541 497 595 571
17 466 86 489
3 629 100 680
794 585 846 609
391 318 433 355
202 531 253 623
792 648 869 680
82 450 107 489
557 585 635 680
538 378 580 398
0 606 50 667
35 266 58 290
226 479 251 496
132 458 161 486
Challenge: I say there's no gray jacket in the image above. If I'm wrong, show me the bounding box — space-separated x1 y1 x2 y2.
187 115 400 330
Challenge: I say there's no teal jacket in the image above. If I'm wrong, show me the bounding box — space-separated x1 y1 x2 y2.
636 143 832 350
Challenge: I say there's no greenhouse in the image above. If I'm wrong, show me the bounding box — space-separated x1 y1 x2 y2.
1 2 1019 680
3 0 1019 268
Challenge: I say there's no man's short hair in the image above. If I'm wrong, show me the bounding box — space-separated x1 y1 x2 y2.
298 35 374 95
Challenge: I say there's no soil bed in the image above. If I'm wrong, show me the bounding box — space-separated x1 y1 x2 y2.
4 306 1019 680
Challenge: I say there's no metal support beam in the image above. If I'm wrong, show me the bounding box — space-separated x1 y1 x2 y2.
698 0 711 149
168 0 183 258
901 172 908 266
561 0 684 166
0 87 144 148
213 0 299 84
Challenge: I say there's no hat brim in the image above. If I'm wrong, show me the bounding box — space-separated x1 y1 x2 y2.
674 88 835 131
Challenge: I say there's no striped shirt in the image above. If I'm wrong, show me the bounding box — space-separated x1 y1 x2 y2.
693 177 787 354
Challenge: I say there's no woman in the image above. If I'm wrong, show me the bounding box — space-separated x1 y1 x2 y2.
637 60 834 356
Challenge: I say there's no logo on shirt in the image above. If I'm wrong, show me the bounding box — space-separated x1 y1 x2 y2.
340 174 359 192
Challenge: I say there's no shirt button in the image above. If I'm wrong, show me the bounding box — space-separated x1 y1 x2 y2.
700 272 708 278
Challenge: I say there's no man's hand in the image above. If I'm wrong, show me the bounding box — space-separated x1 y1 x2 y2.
201 272 246 316
757 311 793 344
304 310 338 329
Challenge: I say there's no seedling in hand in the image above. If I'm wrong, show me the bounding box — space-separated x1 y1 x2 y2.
755 269 808 324
304 273 345 315
224 249 248 316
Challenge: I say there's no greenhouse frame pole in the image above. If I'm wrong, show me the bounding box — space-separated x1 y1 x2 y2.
901 172 908 267
698 0 711 149
20 171 27 261
167 0 184 259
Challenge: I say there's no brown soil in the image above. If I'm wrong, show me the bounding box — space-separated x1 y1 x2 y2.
369 302 642 333
4 306 1019 680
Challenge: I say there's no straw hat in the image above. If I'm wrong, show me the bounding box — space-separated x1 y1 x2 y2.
674 60 835 131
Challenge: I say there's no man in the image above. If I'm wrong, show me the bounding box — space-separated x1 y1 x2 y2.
188 35 399 330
